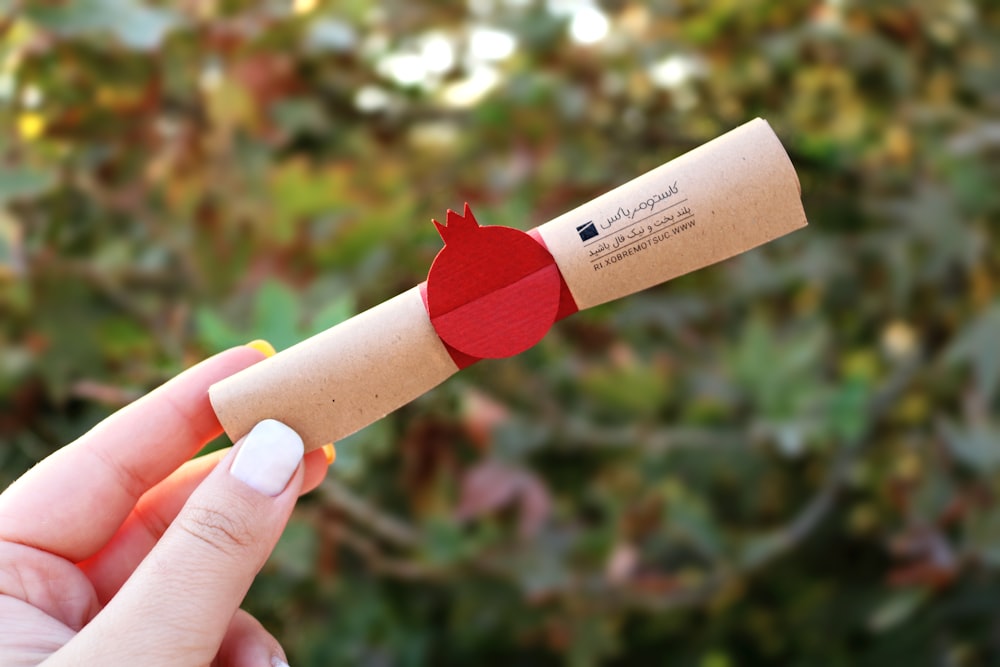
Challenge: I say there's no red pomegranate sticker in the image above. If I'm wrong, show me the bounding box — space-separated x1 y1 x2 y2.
426 204 562 359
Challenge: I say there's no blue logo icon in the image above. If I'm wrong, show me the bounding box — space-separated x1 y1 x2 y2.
576 221 598 242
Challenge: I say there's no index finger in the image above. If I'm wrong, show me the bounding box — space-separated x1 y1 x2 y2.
0 346 266 562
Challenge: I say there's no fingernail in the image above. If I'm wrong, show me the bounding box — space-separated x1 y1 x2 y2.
230 420 304 496
322 443 336 465
245 339 276 357
271 656 290 667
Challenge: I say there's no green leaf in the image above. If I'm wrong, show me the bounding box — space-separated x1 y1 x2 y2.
272 99 331 137
197 280 335 353
194 307 244 353
304 18 358 53
580 362 670 420
508 535 572 597
665 492 724 560
867 589 929 633
700 651 733 667
268 161 345 245
738 532 785 570
0 166 57 204
730 318 829 445
938 418 1000 474
0 346 34 396
26 0 180 50
492 417 548 460
962 506 1000 568
945 304 1000 401
311 295 355 334
252 279 303 351
269 518 318 580
420 518 471 567
332 417 393 480
826 376 872 445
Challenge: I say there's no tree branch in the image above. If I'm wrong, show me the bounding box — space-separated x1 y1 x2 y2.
306 358 923 614
606 356 924 611
316 477 421 549
314 517 446 582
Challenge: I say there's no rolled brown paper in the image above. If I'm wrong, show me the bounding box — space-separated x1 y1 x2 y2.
209 117 808 451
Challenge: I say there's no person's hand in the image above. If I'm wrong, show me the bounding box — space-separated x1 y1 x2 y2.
0 345 332 667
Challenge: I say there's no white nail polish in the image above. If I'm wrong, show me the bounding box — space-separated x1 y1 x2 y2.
229 420 304 496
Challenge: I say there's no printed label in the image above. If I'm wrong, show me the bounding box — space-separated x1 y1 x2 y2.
579 180 697 272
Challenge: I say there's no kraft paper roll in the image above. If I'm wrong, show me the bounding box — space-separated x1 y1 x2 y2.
537 117 805 310
210 287 459 451
209 117 807 451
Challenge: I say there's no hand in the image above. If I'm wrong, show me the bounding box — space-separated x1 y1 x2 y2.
0 346 332 666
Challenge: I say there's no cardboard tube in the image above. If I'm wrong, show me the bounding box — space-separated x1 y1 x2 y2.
536 117 806 309
209 287 460 450
209 117 807 450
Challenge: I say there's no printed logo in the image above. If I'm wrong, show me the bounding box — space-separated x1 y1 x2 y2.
576 221 598 242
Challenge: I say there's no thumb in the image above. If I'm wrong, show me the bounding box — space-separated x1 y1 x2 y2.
58 420 305 667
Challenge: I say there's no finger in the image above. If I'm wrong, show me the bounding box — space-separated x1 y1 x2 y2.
58 420 304 667
82 446 332 603
0 541 99 631
0 595 77 663
78 449 228 603
216 610 289 667
0 346 266 562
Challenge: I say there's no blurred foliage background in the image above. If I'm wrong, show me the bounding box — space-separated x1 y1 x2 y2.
1 0 999 664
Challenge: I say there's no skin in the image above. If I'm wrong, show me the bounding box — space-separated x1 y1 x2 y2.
0 347 331 666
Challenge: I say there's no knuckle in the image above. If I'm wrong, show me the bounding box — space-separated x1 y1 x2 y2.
177 504 256 556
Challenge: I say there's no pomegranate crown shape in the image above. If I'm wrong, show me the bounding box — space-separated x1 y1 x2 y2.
425 203 563 360
432 203 480 242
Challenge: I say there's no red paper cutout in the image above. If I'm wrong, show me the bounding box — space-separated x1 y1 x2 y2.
528 228 580 323
425 203 563 359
